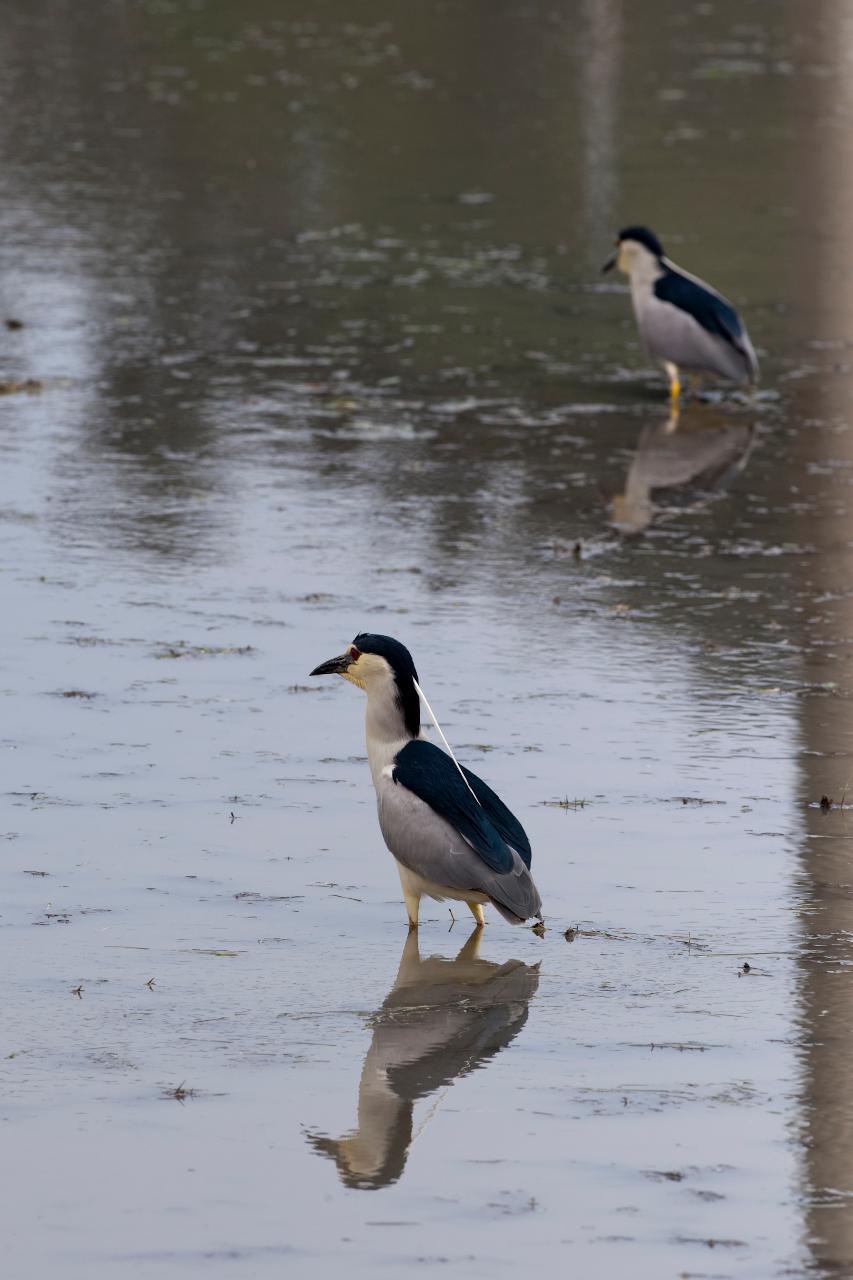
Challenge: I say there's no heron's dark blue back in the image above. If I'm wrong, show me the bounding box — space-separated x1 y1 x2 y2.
654 268 745 352
391 740 532 876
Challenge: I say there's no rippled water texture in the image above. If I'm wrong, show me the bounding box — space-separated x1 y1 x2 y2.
3 2 853 1276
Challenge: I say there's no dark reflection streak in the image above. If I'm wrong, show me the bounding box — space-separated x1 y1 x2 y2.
791 1 853 1270
307 928 539 1190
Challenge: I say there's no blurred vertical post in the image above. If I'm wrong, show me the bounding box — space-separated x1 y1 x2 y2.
792 0 853 1266
578 0 623 245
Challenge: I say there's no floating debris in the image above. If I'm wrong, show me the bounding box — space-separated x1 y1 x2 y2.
234 891 303 903
154 643 255 659
181 948 244 957
0 377 41 394
163 1082 196 1102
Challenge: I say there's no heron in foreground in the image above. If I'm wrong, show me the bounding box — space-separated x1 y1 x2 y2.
602 225 758 402
310 633 543 929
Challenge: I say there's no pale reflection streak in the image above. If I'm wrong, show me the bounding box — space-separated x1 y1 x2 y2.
792 0 853 1268
579 0 623 240
307 929 539 1190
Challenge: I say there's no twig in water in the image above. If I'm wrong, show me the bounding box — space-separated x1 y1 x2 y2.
165 1082 196 1102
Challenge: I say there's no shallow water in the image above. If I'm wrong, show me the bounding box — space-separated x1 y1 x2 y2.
3 1 853 1276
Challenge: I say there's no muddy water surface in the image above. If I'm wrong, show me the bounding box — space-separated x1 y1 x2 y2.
3 2 853 1277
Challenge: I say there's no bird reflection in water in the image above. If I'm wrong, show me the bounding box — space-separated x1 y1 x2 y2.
307 929 540 1190
610 405 755 535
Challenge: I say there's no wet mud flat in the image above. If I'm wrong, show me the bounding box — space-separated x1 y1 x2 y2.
0 427 815 1278
3 0 853 1276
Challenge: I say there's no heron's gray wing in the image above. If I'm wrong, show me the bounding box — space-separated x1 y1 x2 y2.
460 764 532 868
655 268 743 346
638 294 752 382
378 747 543 922
392 740 514 874
652 267 758 382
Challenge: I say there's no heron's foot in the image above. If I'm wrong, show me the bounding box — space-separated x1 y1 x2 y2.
467 902 486 928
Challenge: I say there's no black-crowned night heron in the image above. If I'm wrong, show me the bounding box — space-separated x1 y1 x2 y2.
602 225 759 401
308 928 539 1189
310 633 543 929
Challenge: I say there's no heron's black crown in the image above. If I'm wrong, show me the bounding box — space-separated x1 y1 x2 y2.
353 633 420 737
618 225 664 258
352 633 418 681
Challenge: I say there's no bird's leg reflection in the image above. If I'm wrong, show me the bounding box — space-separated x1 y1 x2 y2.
307 927 539 1190
663 403 681 434
610 402 754 535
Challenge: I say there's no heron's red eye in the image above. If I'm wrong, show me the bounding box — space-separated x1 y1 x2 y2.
350 646 361 661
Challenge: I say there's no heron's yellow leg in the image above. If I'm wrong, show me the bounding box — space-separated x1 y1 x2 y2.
467 901 486 928
403 886 420 930
664 361 681 403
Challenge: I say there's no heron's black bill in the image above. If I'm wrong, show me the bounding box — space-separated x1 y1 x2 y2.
310 652 352 677
601 252 617 274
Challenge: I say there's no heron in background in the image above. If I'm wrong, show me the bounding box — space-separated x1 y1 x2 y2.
603 225 759 401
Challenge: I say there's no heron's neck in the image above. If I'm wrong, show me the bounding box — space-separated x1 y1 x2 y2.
629 253 665 296
365 691 418 785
